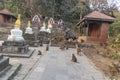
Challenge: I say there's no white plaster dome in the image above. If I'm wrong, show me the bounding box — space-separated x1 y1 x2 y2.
7 27 24 41
25 20 33 34
25 27 33 34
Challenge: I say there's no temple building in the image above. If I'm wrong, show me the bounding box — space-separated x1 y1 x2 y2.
0 8 16 23
77 11 115 43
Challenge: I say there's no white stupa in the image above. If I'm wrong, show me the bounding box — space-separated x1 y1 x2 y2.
7 14 24 42
25 21 33 34
40 22 47 32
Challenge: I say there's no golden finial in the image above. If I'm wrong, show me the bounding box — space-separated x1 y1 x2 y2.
43 22 46 27
27 21 30 27
15 14 21 28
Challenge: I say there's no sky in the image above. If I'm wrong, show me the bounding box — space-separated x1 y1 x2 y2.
107 0 120 11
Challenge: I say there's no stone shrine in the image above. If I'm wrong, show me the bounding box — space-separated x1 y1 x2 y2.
25 21 33 34
0 14 29 53
40 22 47 32
24 20 39 46
7 14 24 42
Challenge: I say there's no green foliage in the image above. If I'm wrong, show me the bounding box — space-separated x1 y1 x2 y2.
107 11 120 50
108 34 120 48
109 23 120 36
109 53 120 59
0 0 117 24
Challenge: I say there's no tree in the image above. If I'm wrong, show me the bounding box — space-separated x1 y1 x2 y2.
89 0 117 17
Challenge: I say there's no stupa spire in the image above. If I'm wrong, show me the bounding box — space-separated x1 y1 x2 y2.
27 21 31 28
15 14 21 28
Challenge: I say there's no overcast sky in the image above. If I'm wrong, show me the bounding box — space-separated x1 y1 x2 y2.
107 0 120 11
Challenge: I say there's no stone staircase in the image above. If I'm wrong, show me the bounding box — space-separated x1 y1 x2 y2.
0 55 21 80
0 55 9 73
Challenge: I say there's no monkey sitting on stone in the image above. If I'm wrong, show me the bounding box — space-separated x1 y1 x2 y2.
46 44 49 51
38 50 42 55
71 54 77 63
77 48 82 56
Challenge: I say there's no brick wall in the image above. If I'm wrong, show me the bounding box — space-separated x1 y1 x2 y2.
87 22 108 43
99 23 108 43
79 23 108 43
0 15 4 23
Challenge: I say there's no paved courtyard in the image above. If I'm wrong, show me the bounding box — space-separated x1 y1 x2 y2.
11 45 110 80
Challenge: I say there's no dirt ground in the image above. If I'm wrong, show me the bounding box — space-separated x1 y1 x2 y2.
83 45 120 80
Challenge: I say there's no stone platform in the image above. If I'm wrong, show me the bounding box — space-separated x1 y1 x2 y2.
0 41 29 53
0 49 35 58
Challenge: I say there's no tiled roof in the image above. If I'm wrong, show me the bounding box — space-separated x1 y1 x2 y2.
84 11 115 21
0 8 16 19
0 8 13 15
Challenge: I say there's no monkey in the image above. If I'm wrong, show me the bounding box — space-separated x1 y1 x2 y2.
46 44 49 51
110 66 117 76
60 44 66 50
77 48 82 56
52 37 58 44
71 54 77 63
38 50 42 55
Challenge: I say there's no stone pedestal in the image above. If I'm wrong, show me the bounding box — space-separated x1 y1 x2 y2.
1 41 29 53
24 34 39 47
37 32 50 44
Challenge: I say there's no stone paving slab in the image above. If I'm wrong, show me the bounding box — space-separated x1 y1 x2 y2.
11 58 39 80
23 47 111 80
11 46 47 80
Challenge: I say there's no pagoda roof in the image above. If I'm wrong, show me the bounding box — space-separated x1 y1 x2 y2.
0 8 16 19
84 11 115 22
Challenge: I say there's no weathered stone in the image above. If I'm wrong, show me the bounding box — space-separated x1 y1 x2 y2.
0 55 9 72
37 32 50 44
1 41 29 53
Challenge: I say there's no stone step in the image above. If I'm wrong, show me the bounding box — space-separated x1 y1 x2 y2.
0 57 9 72
0 54 3 60
1 49 35 58
0 62 21 80
0 65 11 77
